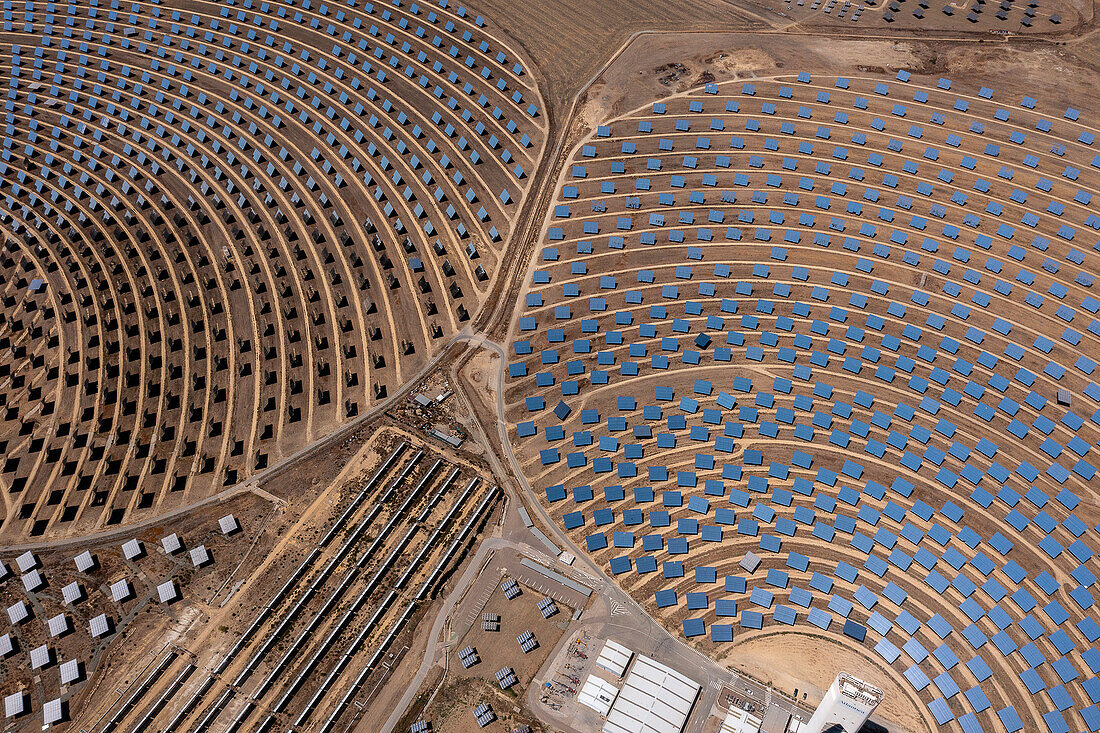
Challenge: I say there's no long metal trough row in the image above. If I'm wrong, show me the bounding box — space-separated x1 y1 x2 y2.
248 463 450 706
129 662 196 732
136 443 410 733
98 651 179 732
226 450 425 693
212 442 410 677
274 474 476 723
307 485 502 733
161 673 216 731
190 451 428 732
201 459 451 732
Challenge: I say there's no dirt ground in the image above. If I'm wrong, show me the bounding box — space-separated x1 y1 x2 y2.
454 581 575 690
421 676 549 733
575 32 1100 135
462 351 501 413
718 630 935 731
462 0 773 118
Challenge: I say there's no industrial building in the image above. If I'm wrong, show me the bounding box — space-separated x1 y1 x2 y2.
804 673 883 733
579 675 620 716
760 706 792 733
720 707 763 733
594 638 633 679
602 654 701 733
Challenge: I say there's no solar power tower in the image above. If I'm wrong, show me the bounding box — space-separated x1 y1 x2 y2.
804 673 884 733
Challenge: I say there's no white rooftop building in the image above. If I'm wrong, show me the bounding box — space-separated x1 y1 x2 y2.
74 550 96 572
110 579 132 602
7 601 29 625
122 539 144 560
15 551 37 573
3 691 24 718
720 707 763 733
161 533 183 554
219 513 240 535
29 644 51 669
22 569 44 593
595 638 634 678
61 581 84 605
189 545 211 567
59 659 82 685
43 697 63 726
579 674 620 716
89 614 111 638
602 655 700 733
47 613 69 638
157 580 178 603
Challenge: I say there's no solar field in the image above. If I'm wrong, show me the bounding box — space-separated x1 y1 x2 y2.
505 71 1100 733
0 0 546 540
778 0 1081 32
2 0 1100 729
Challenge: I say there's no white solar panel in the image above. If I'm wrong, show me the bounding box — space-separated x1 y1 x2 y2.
21 570 44 592
61 581 83 605
740 551 761 572
89 614 110 637
218 514 239 534
122 539 144 560
0 634 13 657
3 692 24 718
157 580 178 603
47 614 68 638
59 659 81 685
29 644 50 669
110 579 131 602
189 545 211 567
6 601 28 624
43 697 63 725
74 550 96 572
161 533 182 554
15 551 37 573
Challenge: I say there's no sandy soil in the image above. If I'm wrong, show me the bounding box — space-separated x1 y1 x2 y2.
572 32 1100 141
462 0 773 119
718 631 936 732
421 676 548 733
455 581 575 691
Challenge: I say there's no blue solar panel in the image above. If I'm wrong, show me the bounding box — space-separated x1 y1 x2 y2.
502 77 1100 725
711 624 733 642
740 611 763 629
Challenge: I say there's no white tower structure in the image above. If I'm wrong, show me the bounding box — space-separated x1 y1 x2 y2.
804 673 884 733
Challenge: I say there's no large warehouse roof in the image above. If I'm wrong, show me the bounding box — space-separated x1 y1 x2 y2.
603 655 700 733
595 638 634 678
579 674 620 716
